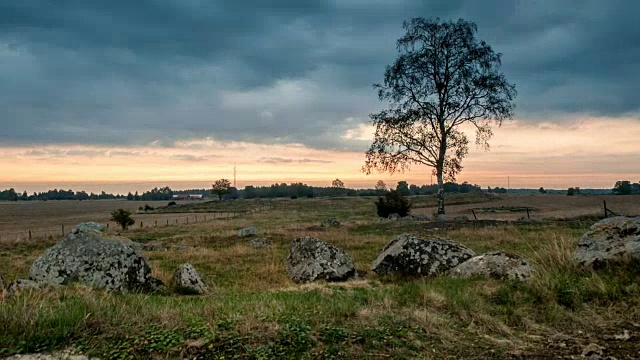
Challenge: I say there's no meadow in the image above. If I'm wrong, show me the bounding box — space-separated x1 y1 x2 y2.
1 194 640 359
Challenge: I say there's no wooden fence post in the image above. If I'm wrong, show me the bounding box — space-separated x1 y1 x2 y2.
166 219 169 226
62 225 65 236
140 221 143 228
471 209 477 221
526 207 531 219
155 220 157 227
186 217 189 224
29 230 32 240
604 201 608 218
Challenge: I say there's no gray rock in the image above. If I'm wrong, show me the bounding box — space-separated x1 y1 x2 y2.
372 234 476 277
437 214 448 222
449 251 534 281
454 215 470 222
172 245 194 251
321 219 341 227
5 279 47 297
249 238 272 248
286 236 357 284
411 215 431 221
29 224 162 292
388 213 401 221
141 241 166 251
172 263 208 295
73 222 105 234
573 216 640 268
238 227 258 238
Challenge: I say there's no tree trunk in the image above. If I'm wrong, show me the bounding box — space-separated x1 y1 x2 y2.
436 168 445 217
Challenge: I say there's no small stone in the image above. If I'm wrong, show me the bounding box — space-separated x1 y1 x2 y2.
249 238 271 248
321 219 341 227
172 245 194 251
6 279 46 297
172 264 209 295
238 227 258 238
142 241 166 251
388 213 401 221
613 330 631 341
581 343 604 359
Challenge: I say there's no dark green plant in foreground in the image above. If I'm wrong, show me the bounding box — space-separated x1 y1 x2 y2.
110 209 135 230
375 190 412 217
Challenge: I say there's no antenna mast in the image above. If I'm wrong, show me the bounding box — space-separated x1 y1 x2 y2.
233 163 237 188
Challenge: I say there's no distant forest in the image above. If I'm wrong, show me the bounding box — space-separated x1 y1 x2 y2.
0 180 631 202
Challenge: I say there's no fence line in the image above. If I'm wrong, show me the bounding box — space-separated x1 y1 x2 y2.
0 204 272 243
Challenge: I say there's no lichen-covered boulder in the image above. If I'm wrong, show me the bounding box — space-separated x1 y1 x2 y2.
74 222 105 233
171 264 209 295
286 237 357 284
249 238 271 248
372 234 476 276
573 216 640 268
449 251 534 281
238 227 258 237
29 224 162 292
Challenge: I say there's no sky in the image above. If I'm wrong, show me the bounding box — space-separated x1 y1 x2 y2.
1 0 639 193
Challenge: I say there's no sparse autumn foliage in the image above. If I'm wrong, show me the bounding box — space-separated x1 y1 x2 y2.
212 179 232 201
363 18 516 216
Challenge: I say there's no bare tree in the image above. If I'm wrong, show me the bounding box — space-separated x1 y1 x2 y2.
363 18 516 218
212 178 231 201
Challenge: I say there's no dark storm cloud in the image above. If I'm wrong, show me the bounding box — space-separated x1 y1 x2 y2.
1 0 638 149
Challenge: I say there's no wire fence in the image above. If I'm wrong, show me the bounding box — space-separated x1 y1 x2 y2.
0 205 272 243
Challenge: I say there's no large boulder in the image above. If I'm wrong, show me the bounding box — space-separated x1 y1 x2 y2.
573 216 640 268
449 251 534 281
238 227 258 238
171 264 209 295
286 237 357 284
372 234 476 276
29 224 161 292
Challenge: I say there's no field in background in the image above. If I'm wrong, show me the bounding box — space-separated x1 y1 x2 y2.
0 200 243 242
1 194 638 242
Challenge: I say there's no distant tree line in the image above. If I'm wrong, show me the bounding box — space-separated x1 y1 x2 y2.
612 180 640 195
0 188 124 201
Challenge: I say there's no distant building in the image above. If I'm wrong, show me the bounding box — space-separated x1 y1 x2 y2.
172 194 204 200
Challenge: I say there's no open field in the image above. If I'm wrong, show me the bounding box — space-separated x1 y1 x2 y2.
0 200 246 243
1 195 640 358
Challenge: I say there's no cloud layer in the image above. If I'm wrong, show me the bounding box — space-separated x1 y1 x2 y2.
1 0 639 151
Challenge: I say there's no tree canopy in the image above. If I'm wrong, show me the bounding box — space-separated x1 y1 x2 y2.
363 18 516 216
212 179 232 201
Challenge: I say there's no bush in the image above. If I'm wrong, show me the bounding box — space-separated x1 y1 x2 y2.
110 209 135 230
144 204 154 211
167 201 177 206
375 190 412 218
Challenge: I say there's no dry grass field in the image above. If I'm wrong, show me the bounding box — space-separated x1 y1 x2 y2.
1 194 640 359
0 200 239 243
